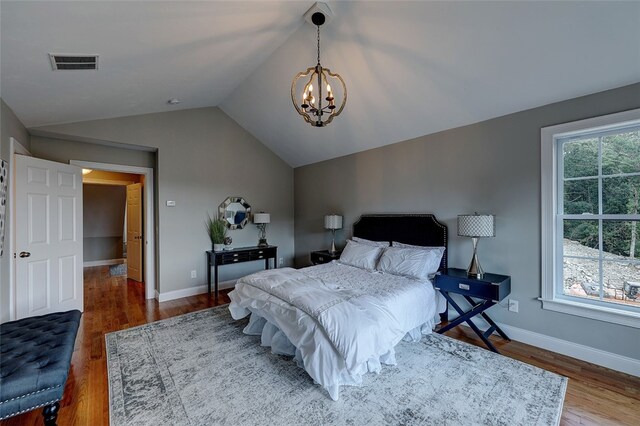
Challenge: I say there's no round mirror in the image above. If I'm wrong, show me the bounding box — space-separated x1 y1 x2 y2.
218 196 251 229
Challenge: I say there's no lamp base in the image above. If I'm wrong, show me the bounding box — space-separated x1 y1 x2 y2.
257 223 268 247
466 237 484 279
329 229 338 254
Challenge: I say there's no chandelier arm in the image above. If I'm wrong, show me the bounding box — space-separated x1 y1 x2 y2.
325 69 347 118
291 66 319 118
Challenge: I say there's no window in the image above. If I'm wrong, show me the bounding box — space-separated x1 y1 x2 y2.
541 109 640 328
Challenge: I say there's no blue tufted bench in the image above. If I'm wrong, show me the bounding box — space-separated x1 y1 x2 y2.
0 310 81 425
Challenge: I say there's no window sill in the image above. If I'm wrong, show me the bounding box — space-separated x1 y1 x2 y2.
539 298 640 329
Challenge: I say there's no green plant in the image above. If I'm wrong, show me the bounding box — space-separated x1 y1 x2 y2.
205 214 227 245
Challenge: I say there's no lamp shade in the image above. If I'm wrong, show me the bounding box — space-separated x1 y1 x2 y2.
458 214 495 238
324 214 343 230
253 213 271 224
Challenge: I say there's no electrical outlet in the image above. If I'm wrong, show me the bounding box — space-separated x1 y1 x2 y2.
190 270 197 279
508 299 519 313
279 257 284 266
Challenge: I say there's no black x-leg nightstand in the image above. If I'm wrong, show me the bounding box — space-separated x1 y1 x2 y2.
434 268 511 353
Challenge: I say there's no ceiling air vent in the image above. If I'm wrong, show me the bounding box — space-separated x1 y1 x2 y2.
49 54 99 70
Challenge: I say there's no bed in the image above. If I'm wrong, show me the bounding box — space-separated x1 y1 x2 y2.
228 214 448 400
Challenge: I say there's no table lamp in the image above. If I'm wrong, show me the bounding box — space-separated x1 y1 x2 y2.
324 214 343 254
253 213 271 247
458 213 495 279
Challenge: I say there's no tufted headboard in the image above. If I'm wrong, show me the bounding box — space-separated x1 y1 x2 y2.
352 214 448 272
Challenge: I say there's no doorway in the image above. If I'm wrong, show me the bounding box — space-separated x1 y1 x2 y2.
82 170 143 281
71 161 155 300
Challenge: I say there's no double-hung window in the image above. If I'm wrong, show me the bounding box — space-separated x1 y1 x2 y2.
541 109 640 328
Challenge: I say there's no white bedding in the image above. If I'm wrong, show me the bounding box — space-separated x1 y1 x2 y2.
228 262 446 400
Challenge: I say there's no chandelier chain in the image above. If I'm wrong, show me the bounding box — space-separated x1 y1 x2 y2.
317 25 321 65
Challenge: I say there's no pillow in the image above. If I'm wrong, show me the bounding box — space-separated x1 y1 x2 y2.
391 242 445 262
352 237 390 247
392 241 445 254
338 240 383 271
377 246 444 279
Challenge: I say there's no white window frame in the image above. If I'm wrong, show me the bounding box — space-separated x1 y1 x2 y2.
541 108 640 329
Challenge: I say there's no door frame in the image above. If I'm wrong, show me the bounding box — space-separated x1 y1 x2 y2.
8 137 31 320
70 160 156 300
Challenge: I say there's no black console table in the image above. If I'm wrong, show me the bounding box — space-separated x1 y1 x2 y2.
206 245 277 301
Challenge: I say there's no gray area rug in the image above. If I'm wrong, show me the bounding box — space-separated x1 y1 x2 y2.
109 263 127 277
106 306 567 426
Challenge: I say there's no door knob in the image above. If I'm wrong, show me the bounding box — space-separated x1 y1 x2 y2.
19 252 31 258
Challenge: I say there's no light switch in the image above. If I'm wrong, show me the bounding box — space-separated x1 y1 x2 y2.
166 200 176 207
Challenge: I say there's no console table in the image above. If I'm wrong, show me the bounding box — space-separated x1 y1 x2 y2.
206 245 277 301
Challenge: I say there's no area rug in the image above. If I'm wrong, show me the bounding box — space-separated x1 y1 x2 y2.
109 263 127 277
106 306 567 426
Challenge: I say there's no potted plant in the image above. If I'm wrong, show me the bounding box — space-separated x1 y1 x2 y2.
205 214 227 251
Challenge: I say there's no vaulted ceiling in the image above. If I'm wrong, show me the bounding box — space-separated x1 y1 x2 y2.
2 1 639 167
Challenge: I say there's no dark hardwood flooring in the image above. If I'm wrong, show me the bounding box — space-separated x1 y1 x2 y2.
2 266 638 425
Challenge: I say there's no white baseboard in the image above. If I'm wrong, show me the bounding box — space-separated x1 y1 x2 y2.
83 258 126 267
459 321 640 378
156 279 237 303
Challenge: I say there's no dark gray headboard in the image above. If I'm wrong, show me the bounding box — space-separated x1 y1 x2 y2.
352 214 448 271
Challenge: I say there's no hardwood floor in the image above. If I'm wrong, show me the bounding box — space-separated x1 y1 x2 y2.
442 327 639 426
2 266 638 425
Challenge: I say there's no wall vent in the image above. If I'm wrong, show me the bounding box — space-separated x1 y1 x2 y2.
49 54 99 70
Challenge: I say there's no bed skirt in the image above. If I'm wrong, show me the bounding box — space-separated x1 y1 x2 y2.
229 304 438 400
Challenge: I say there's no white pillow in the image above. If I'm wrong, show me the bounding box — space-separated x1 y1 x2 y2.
352 237 389 247
392 241 445 253
392 242 445 262
338 240 383 271
377 246 444 279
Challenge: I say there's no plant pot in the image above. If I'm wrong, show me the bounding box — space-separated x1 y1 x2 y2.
213 243 224 251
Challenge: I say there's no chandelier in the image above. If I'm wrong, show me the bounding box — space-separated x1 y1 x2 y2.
291 5 346 127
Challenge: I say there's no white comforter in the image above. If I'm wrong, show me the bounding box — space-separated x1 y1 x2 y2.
228 262 444 400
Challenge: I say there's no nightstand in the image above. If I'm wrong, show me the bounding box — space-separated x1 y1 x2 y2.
310 250 341 265
434 268 511 353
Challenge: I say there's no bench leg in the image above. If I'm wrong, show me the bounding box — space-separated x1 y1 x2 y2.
43 402 60 426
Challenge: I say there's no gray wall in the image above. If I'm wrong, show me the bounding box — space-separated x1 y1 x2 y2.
83 184 126 262
31 107 295 294
294 83 640 360
0 99 30 323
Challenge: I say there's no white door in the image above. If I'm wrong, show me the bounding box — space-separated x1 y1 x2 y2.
126 183 143 282
15 155 83 318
